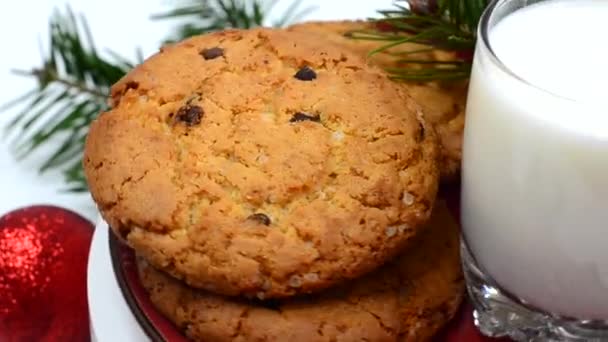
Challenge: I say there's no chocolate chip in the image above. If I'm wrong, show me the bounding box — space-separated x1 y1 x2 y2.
201 47 224 60
248 213 271 226
176 104 204 126
294 66 317 81
290 112 320 123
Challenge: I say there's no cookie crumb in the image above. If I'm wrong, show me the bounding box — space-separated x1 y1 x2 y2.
256 292 265 300
201 47 224 60
397 224 410 234
267 194 278 204
288 275 302 288
402 192 415 206
385 226 397 238
294 66 317 81
303 272 319 282
332 130 345 142
256 153 269 164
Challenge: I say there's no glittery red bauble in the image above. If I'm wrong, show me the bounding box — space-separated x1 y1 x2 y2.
0 206 94 342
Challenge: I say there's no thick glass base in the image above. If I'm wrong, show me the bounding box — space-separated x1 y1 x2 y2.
461 238 608 342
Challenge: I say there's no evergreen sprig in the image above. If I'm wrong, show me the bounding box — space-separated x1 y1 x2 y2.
4 8 132 192
349 0 490 81
152 0 316 43
4 0 310 191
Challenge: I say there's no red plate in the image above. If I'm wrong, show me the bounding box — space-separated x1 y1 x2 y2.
109 184 510 342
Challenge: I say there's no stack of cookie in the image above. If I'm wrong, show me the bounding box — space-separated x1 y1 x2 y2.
84 22 466 342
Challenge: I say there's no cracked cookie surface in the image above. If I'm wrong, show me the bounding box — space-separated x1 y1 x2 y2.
137 202 464 342
288 21 468 181
84 28 439 298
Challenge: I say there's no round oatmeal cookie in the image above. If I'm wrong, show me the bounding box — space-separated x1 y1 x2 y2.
137 201 464 342
287 21 468 181
84 27 439 299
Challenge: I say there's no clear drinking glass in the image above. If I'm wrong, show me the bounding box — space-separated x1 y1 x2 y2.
461 0 608 341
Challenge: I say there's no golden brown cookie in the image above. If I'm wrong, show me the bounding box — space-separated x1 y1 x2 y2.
138 202 464 342
287 21 468 181
84 28 439 299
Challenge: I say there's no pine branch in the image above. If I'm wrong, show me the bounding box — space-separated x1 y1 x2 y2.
153 0 316 43
349 0 490 81
4 7 129 192
12 69 108 99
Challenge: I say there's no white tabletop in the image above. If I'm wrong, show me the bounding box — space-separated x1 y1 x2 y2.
88 218 148 341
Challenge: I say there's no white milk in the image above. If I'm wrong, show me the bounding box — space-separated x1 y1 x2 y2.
462 0 608 319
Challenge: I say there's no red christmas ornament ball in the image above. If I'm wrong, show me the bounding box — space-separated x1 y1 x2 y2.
0 206 94 342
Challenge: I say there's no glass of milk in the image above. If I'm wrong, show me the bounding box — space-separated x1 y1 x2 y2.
461 0 608 340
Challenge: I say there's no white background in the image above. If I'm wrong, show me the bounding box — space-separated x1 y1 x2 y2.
0 0 393 222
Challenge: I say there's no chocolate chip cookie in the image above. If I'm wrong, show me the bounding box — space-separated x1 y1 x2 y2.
84 28 439 298
137 202 464 342
288 21 468 181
